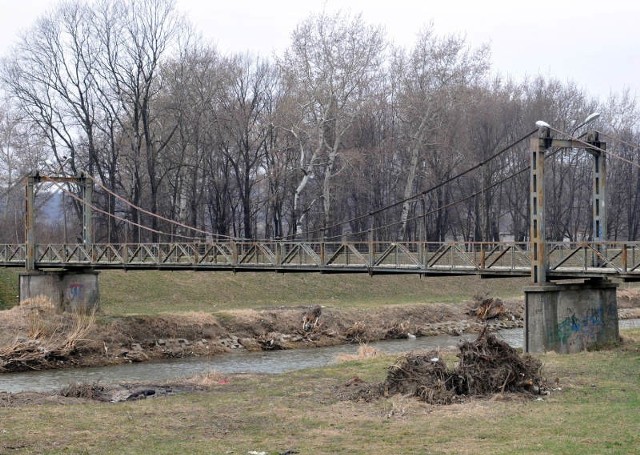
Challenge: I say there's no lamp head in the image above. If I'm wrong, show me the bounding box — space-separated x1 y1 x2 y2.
584 112 600 124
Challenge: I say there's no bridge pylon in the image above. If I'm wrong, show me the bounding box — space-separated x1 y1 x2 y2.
20 172 99 312
525 126 618 352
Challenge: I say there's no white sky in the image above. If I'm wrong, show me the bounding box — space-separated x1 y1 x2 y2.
1 0 639 101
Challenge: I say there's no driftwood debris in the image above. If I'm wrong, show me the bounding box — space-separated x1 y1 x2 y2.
302 305 322 331
455 329 544 396
385 351 457 405
467 295 509 321
338 329 546 405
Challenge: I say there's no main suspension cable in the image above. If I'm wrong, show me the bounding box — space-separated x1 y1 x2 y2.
303 127 537 238
52 182 206 242
93 180 240 241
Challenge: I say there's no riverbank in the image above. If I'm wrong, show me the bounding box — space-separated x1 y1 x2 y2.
0 296 527 373
0 275 639 453
2 287 640 374
0 270 639 373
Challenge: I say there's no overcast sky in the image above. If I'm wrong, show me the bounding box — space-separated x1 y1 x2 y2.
1 0 638 101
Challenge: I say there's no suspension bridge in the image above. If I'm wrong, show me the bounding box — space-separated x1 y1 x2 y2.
4 125 639 280
4 123 636 352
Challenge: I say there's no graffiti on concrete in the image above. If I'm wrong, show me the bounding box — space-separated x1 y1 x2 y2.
67 283 84 301
556 306 607 350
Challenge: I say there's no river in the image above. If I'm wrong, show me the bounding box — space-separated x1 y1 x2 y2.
1 319 638 394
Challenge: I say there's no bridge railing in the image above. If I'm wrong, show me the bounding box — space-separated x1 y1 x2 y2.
548 241 640 274
0 244 26 264
1 241 639 276
0 241 529 272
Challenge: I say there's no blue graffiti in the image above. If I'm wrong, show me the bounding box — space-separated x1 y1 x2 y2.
557 314 579 345
556 307 607 349
68 283 84 300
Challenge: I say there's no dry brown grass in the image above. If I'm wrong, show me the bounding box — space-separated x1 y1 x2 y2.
21 296 57 339
0 296 96 371
62 311 96 351
164 311 218 324
336 343 379 362
181 370 229 387
0 296 56 339
617 287 640 308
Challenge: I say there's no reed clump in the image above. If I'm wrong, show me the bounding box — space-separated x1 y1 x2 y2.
0 296 96 372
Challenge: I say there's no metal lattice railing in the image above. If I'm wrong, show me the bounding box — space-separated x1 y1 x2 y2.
1 241 639 278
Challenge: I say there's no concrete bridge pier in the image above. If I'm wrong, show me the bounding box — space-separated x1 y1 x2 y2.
19 270 100 313
524 279 619 353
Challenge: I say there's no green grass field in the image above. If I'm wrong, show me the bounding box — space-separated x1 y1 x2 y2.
0 269 19 309
97 270 530 315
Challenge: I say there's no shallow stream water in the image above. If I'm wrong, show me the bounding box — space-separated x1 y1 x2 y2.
1 319 638 394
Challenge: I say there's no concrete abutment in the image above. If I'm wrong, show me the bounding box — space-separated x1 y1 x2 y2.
524 280 619 353
19 270 100 313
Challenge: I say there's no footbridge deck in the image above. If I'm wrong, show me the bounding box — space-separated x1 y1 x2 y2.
3 241 640 281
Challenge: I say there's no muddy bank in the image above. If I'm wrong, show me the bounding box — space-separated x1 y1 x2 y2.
0 382 195 407
0 371 233 407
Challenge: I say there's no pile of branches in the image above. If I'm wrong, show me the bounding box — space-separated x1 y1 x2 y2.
456 332 543 396
60 381 107 400
383 330 544 404
467 295 509 320
385 351 458 405
338 330 546 405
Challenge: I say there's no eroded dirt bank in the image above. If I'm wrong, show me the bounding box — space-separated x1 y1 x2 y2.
1 290 639 374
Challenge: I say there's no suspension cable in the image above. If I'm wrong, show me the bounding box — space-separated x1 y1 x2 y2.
302 127 537 238
331 164 531 240
52 182 206 242
597 130 640 152
93 180 239 241
331 137 582 241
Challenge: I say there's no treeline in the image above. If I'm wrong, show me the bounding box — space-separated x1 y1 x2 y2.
0 0 638 244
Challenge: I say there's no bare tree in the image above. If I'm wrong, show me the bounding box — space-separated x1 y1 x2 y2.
391 27 489 240
0 106 47 242
262 75 298 239
97 0 184 241
1 0 187 242
602 89 640 239
216 55 277 238
462 79 526 241
281 11 385 238
160 43 223 236
1 2 99 176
